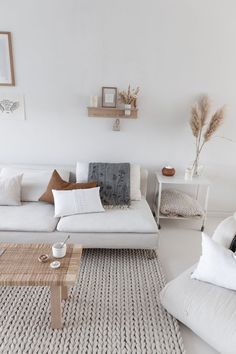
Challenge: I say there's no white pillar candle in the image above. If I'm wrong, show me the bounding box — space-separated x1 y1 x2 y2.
90 96 98 107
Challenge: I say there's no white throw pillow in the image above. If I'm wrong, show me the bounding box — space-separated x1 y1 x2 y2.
0 175 23 206
191 233 236 291
0 167 70 202
52 187 105 217
76 162 141 200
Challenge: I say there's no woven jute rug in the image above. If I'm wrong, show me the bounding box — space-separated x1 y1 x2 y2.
0 249 185 354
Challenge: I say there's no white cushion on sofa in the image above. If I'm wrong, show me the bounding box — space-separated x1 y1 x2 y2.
76 162 141 200
0 175 23 206
0 202 58 232
0 167 70 202
160 265 236 354
53 187 104 217
191 233 236 291
57 198 157 233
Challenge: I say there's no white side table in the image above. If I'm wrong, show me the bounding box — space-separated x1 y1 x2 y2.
154 172 211 231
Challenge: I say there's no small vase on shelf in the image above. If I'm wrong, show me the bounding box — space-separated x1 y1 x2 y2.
124 104 131 116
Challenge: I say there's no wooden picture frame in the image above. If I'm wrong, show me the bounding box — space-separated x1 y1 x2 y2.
102 87 117 108
0 32 15 86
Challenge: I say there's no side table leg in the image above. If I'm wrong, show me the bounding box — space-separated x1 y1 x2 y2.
50 286 62 329
153 176 159 215
157 182 162 229
61 286 68 300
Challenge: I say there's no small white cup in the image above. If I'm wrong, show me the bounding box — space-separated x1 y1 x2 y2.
52 242 67 258
184 167 193 180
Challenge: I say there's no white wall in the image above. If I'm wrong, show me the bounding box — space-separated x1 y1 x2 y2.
0 0 236 213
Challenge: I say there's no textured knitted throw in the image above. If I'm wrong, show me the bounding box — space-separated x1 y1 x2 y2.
88 162 130 206
160 189 204 217
0 249 185 354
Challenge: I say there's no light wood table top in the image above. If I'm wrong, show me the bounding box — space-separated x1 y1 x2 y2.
0 243 82 287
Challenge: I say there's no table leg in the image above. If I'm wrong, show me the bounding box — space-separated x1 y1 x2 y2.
157 182 162 230
61 286 68 300
153 177 159 214
50 286 62 329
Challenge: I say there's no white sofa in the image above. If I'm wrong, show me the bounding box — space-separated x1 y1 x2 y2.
0 164 158 249
160 216 236 354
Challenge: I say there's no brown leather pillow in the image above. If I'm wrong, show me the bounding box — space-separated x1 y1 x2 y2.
39 170 97 204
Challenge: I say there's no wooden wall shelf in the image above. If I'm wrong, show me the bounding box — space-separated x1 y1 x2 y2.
87 107 138 119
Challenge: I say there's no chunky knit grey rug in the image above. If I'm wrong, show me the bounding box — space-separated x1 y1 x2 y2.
0 249 185 354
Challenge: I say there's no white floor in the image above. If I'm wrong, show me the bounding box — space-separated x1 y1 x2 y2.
158 216 224 354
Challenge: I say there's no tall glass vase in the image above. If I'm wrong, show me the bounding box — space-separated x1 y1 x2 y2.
192 155 204 176
193 155 199 176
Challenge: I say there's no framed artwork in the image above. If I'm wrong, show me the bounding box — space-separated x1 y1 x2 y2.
102 87 117 108
0 93 25 120
0 32 15 86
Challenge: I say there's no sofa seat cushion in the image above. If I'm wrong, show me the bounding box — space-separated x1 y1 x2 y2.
160 265 236 354
57 198 158 233
0 202 58 232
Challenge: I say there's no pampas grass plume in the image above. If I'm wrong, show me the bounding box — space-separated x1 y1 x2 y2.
204 106 225 142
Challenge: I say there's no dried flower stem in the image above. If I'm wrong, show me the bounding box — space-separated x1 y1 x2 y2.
119 85 140 106
214 135 236 143
189 96 226 174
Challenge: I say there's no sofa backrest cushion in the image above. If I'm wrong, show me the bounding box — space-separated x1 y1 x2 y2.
0 167 70 202
0 174 23 206
0 163 149 200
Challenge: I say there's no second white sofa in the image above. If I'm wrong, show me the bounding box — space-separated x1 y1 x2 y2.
160 216 236 353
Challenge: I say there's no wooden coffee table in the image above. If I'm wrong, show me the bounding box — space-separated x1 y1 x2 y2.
0 243 82 329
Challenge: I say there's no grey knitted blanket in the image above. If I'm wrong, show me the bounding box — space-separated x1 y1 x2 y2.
88 162 130 206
